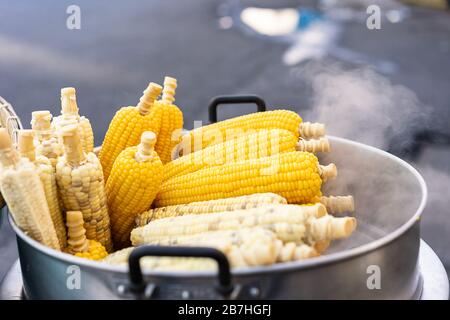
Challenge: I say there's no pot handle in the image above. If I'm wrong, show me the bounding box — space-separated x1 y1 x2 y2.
128 245 234 297
208 95 266 123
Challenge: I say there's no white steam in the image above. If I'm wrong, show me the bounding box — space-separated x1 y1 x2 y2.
293 62 450 267
292 62 430 150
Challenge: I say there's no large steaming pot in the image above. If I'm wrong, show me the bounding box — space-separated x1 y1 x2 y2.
0 96 428 299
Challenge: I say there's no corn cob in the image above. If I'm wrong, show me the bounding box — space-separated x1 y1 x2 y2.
277 242 319 262
64 211 108 260
102 247 217 271
296 137 330 153
0 129 60 250
31 110 63 168
142 227 281 267
136 193 287 226
99 82 163 180
104 235 318 270
53 87 94 153
107 227 317 269
168 129 330 181
131 203 353 246
18 130 67 248
56 124 113 252
179 110 325 155
320 195 355 214
156 151 336 207
153 76 184 164
106 131 164 249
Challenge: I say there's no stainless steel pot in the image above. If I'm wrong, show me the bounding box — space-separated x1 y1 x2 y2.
4 135 426 299
0 95 428 299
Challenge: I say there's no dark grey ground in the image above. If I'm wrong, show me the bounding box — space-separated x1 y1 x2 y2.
0 0 449 288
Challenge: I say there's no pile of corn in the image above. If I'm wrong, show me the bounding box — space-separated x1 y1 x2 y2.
0 76 356 271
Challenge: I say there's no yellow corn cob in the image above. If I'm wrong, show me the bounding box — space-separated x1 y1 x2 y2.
135 193 287 226
156 151 337 207
179 110 325 155
53 87 94 154
99 82 163 180
170 131 330 181
18 130 67 248
320 195 355 214
0 129 60 250
64 211 108 260
106 131 164 249
132 203 355 245
153 76 184 164
56 124 113 252
166 129 297 181
31 110 63 168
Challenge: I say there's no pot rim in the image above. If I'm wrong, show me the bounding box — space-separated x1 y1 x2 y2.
8 136 427 277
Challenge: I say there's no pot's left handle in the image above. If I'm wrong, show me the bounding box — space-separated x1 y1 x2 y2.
128 245 234 299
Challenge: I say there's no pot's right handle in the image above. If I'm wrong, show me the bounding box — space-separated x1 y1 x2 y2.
208 95 266 124
128 245 234 298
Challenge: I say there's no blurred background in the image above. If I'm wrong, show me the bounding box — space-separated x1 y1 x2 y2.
0 0 449 283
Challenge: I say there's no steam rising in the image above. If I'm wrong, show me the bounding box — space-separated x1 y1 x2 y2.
296 62 449 266
294 62 430 150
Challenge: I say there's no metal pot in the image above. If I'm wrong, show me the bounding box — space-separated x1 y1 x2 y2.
0 95 428 299
4 135 426 299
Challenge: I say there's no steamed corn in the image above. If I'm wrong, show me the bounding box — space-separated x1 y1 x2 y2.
131 204 356 246
56 124 113 252
53 87 94 154
106 131 163 249
320 195 355 214
153 76 184 164
31 110 63 168
167 129 330 181
18 130 67 248
99 82 163 181
0 129 60 250
64 211 108 260
156 151 337 207
179 110 325 155
105 227 318 269
135 193 287 226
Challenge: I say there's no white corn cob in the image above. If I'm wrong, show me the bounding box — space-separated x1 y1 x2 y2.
296 137 331 153
0 129 60 250
56 124 112 252
298 122 326 139
104 229 318 270
131 204 327 245
18 130 67 248
103 247 216 271
135 193 288 226
31 110 63 168
53 87 94 153
320 195 355 214
131 204 356 246
276 242 319 262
